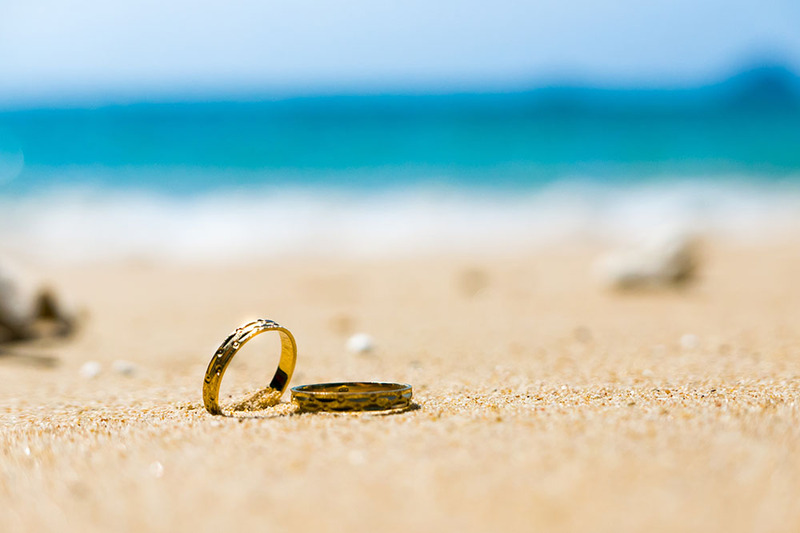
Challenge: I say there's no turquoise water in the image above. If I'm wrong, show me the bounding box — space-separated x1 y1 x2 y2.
1 67 799 195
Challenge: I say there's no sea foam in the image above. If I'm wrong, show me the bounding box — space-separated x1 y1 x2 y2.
1 176 799 264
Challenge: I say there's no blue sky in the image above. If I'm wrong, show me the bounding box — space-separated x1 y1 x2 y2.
1 0 799 106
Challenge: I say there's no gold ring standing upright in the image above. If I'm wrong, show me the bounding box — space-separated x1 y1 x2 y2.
203 319 297 415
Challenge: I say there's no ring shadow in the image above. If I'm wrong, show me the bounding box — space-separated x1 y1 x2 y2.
219 401 421 420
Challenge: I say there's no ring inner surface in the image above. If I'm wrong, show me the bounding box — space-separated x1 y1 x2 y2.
295 382 409 394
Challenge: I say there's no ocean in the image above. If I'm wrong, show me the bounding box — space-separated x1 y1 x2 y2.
1 67 799 263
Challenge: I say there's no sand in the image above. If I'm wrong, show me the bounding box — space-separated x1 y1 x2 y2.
1 243 800 532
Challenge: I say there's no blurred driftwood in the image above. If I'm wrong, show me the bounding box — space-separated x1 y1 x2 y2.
0 259 80 366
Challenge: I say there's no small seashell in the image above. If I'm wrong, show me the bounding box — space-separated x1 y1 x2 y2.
149 461 164 478
112 360 138 377
680 333 699 351
346 333 374 355
79 361 102 379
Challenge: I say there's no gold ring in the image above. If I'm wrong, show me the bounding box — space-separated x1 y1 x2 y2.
291 382 412 412
202 319 297 415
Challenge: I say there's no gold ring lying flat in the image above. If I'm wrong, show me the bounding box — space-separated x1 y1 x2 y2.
291 382 412 412
203 319 297 415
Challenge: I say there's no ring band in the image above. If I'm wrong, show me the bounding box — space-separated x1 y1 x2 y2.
291 382 412 412
203 319 297 415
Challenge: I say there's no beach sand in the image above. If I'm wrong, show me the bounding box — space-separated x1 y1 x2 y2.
2 243 800 532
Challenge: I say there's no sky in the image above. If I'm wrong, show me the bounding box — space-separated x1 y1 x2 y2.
1 0 799 107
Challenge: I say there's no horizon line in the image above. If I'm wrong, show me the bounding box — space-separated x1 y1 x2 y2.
1 63 797 112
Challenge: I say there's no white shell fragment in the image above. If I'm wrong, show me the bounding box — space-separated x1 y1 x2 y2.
112 360 138 377
79 361 102 379
346 333 375 355
596 231 700 290
149 461 164 478
680 333 699 351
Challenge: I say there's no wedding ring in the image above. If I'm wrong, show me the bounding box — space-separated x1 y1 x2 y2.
291 382 412 412
203 319 297 415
